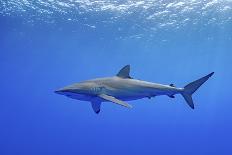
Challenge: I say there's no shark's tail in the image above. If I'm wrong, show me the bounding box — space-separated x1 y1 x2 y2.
181 72 214 109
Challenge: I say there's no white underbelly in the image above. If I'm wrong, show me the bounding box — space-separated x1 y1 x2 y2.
104 86 175 100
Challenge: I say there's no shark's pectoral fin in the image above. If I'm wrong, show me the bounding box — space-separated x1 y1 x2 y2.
98 94 132 108
91 100 101 114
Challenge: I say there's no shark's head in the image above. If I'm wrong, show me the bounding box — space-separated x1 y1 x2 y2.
54 81 102 100
55 82 92 95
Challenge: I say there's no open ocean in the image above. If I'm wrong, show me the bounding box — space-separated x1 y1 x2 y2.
0 0 232 154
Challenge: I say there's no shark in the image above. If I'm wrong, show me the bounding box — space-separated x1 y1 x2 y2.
55 65 214 114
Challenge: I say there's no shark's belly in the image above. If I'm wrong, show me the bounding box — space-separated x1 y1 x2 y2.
104 85 175 101
104 87 156 101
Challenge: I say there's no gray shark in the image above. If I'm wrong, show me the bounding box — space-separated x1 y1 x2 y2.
55 65 214 114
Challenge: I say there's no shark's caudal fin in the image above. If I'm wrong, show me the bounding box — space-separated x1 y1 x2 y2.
181 72 214 109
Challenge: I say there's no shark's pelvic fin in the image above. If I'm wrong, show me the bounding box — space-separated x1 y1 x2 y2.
117 65 132 79
98 94 132 108
91 100 101 114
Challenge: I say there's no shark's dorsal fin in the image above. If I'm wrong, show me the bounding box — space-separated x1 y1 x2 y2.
116 65 132 79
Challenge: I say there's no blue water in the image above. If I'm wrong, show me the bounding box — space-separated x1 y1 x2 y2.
1 1 232 155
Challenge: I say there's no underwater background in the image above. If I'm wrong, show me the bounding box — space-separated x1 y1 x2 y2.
0 0 232 154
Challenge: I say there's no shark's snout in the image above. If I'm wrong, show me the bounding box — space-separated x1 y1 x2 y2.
54 90 63 94
54 88 69 94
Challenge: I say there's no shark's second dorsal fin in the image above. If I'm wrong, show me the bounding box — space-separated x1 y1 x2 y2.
169 84 175 87
116 65 132 79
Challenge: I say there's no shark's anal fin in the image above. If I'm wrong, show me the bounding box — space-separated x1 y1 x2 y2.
116 65 132 79
168 95 175 98
91 100 101 114
98 94 132 108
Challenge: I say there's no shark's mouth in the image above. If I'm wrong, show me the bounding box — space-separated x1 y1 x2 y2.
64 92 93 101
